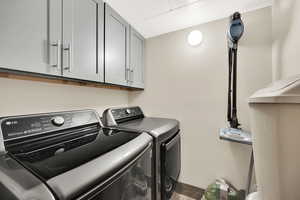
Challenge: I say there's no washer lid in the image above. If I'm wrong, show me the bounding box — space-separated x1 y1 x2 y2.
249 75 300 104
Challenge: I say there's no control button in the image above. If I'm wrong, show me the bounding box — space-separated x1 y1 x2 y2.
55 148 65 155
125 108 131 115
51 116 65 126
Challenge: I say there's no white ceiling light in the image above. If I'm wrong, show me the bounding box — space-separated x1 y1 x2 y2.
187 30 203 46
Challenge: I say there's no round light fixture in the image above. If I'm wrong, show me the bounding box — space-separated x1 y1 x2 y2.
187 30 203 46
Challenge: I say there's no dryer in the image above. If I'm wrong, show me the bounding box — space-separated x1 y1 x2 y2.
102 106 181 200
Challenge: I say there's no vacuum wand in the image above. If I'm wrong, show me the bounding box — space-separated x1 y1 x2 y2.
227 12 244 129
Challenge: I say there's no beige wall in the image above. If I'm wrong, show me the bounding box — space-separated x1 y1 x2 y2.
272 0 300 80
0 5 273 192
129 7 272 189
0 78 129 116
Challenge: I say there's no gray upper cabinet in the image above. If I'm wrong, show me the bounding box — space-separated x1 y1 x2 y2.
104 4 130 86
0 1 144 89
62 0 104 82
129 27 145 89
0 0 62 76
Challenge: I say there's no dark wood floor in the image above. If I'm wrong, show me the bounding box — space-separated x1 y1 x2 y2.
172 182 204 200
171 192 200 200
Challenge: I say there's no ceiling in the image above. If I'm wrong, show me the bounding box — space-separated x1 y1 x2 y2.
104 0 272 38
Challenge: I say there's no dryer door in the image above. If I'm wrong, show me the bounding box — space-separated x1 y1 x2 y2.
161 132 181 199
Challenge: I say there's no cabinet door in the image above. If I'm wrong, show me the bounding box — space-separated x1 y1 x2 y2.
0 0 62 75
62 0 104 82
104 4 130 86
129 27 145 89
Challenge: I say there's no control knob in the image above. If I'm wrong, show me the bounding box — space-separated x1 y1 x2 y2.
51 116 65 126
125 108 131 115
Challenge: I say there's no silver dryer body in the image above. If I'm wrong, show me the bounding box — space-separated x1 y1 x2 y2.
103 107 181 200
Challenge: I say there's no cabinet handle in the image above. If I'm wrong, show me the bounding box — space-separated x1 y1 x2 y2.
126 68 130 82
130 69 134 82
63 43 72 71
50 40 61 68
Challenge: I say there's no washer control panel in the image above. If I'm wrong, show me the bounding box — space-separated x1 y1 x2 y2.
0 110 99 141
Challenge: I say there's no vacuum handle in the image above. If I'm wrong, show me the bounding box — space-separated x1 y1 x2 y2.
227 48 233 123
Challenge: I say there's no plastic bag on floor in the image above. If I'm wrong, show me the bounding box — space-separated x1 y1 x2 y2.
201 179 244 200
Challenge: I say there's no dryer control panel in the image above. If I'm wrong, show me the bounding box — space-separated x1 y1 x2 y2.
102 107 144 126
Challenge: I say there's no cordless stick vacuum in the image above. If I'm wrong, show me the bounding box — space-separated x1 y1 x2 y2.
220 12 254 197
220 12 251 145
227 12 244 129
